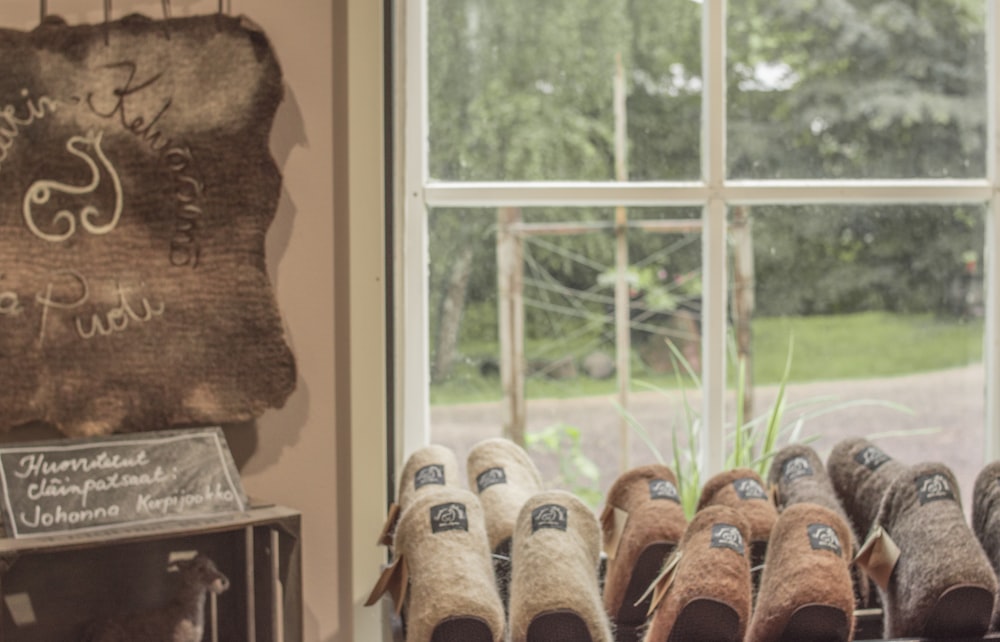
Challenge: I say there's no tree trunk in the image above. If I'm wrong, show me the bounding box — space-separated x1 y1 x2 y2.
432 245 475 382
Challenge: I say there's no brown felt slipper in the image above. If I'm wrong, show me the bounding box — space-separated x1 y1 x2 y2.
466 437 544 609
860 462 997 639
696 468 777 576
642 505 752 642
970 461 1000 631
378 445 462 547
600 464 688 642
509 489 613 642
746 503 855 642
769 444 870 607
366 486 506 642
826 437 905 542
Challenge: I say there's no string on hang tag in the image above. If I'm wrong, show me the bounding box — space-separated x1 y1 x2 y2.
161 0 172 40
103 0 112 46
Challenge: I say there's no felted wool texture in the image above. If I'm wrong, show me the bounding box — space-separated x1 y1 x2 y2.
642 505 752 642
393 486 505 642
826 437 906 541
875 462 998 638
601 464 688 619
696 468 777 545
396 445 461 512
508 489 612 642
745 503 855 642
972 461 1000 630
466 437 543 551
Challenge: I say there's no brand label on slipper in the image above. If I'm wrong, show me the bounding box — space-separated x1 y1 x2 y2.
429 502 468 533
414 464 446 489
807 523 843 556
476 467 507 492
649 479 680 503
733 477 768 500
711 523 745 554
781 456 815 483
915 472 955 505
531 504 568 532
855 446 891 471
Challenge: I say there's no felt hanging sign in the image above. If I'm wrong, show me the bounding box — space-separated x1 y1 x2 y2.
0 13 295 437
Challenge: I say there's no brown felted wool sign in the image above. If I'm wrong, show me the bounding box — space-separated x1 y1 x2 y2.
0 13 295 437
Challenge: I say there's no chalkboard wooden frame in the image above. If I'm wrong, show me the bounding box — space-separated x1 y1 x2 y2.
0 426 247 538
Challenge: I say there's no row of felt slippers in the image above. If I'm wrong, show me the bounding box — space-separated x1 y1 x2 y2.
365 436 1000 642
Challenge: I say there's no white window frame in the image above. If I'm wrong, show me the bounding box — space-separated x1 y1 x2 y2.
396 0 1000 473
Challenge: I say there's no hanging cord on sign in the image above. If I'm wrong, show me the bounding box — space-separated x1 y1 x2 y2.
161 0 171 40
103 0 112 45
39 0 46 23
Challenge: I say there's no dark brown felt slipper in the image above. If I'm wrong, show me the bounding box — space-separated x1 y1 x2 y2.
769 444 869 607
861 462 997 639
466 437 543 609
377 445 461 548
600 464 688 642
826 437 905 543
970 461 1000 631
696 468 777 577
509 490 613 642
642 505 752 642
365 486 505 642
746 503 855 642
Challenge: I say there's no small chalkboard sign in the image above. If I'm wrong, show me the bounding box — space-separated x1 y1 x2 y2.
0 427 247 538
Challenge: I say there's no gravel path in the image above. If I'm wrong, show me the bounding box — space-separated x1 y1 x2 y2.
431 364 988 508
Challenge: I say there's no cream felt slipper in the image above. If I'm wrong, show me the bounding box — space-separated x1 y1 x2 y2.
642 505 752 642
746 503 855 642
378 445 461 547
366 486 505 642
970 461 1000 631
466 437 544 608
860 462 997 639
826 437 905 542
509 489 612 642
600 464 688 642
696 468 777 576
769 444 870 608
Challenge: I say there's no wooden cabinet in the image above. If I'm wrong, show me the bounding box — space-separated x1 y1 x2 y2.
0 504 301 641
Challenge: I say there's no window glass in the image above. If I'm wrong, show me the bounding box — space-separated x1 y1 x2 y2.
428 207 702 497
728 2 987 179
738 204 986 502
427 0 702 181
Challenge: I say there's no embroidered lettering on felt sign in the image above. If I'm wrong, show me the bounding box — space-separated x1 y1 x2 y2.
710 523 745 554
916 472 956 505
649 478 680 502
476 467 507 492
414 464 446 489
807 523 843 556
782 456 815 483
430 502 468 533
733 477 768 500
855 446 891 471
0 13 295 437
531 503 568 532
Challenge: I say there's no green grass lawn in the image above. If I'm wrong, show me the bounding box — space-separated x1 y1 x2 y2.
430 311 984 405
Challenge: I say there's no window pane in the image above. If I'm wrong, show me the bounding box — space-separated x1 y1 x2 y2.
428 207 702 502
427 0 702 181
728 2 987 179
736 204 986 502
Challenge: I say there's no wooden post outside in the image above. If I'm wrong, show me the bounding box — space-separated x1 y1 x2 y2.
497 207 526 446
731 205 755 423
614 52 631 473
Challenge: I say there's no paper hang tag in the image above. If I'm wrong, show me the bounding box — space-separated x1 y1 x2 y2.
601 505 629 561
854 526 900 590
768 483 781 508
640 550 683 616
377 503 402 547
364 555 409 615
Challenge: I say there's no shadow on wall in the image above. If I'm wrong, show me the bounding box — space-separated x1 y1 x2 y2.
228 82 310 476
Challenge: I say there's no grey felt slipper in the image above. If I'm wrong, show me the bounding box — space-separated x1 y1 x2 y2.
861 462 997 639
826 437 905 542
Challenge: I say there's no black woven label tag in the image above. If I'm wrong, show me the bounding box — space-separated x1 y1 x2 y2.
649 478 680 503
855 446 891 471
710 523 745 554
807 523 843 555
414 464 445 489
733 477 768 500
916 472 956 505
476 467 507 492
429 502 468 533
531 503 568 532
781 456 815 483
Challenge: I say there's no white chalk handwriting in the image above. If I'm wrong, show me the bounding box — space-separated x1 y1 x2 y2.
22 129 124 242
0 88 58 176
